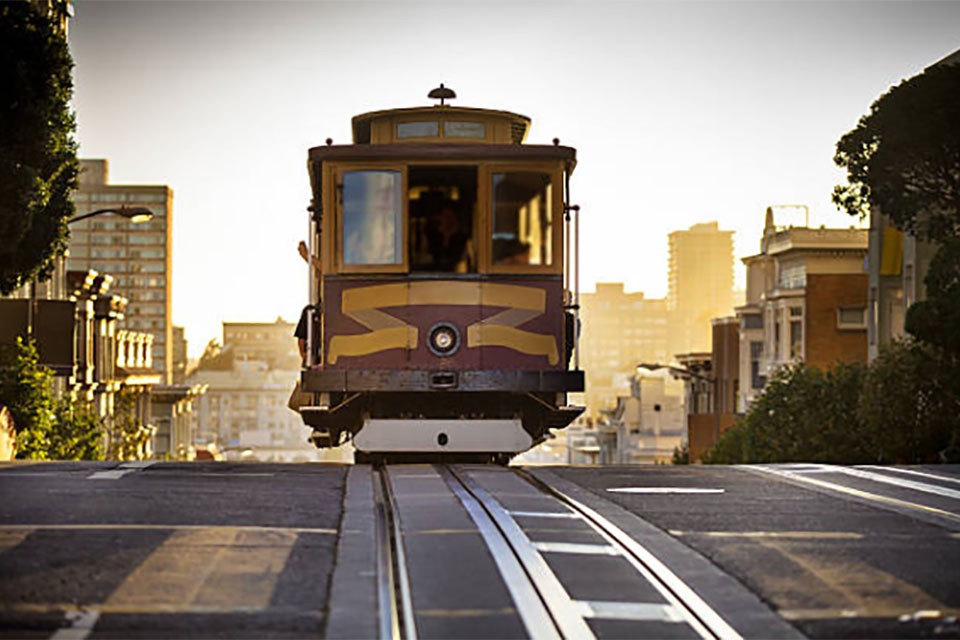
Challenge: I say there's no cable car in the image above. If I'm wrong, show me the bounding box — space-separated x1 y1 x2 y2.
299 85 583 462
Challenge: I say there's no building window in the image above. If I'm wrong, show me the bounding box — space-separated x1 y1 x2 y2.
773 310 781 360
750 341 765 389
837 306 867 330
741 313 762 330
779 263 806 289
790 319 803 359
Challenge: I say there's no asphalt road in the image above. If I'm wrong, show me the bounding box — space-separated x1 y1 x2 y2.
0 460 957 639
547 464 960 639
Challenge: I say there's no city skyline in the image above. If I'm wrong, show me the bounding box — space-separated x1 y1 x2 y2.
67 1 960 357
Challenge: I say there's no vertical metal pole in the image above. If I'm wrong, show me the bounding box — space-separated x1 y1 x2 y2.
574 205 580 371
564 172 571 301
306 215 316 368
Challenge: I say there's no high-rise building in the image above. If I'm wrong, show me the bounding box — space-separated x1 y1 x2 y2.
667 221 736 354
577 283 670 419
68 159 174 382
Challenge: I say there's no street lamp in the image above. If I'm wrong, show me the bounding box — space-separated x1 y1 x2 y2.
68 206 154 225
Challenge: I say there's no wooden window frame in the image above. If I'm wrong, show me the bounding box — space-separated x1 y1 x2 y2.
332 163 409 275
481 162 563 276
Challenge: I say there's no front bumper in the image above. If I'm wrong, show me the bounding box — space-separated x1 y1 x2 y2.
302 368 584 393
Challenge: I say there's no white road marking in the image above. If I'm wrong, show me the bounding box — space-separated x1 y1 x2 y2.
859 466 960 486
834 466 960 500
50 609 100 640
118 461 157 470
574 600 684 622
532 541 620 556
668 530 863 539
750 466 960 523
509 511 580 519
86 470 133 480
607 487 725 494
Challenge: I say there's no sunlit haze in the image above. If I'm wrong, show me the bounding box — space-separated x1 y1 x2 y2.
68 1 960 358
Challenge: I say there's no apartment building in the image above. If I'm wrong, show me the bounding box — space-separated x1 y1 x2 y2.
68 159 174 382
737 208 868 410
578 283 670 419
187 320 321 461
223 319 300 370
667 222 736 354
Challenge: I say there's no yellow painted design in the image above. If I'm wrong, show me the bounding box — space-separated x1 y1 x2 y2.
326 280 557 364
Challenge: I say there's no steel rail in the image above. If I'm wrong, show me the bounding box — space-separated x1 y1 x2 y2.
516 470 742 640
438 466 563 640
373 468 418 640
446 466 595 639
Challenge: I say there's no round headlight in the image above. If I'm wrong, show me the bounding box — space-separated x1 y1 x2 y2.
428 323 460 356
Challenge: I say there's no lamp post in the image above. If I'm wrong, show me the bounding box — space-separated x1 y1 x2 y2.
68 206 154 225
25 207 155 338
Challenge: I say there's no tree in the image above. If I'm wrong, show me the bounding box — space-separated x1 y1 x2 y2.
703 362 871 464
833 63 960 241
0 338 55 459
904 237 960 357
50 399 103 461
860 340 960 463
0 1 78 294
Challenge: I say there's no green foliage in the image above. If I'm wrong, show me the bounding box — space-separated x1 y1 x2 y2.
671 442 690 465
860 341 960 463
704 344 960 464
833 63 960 242
107 389 152 461
703 362 871 464
50 399 103 461
0 1 78 294
0 338 55 459
0 338 106 460
905 237 960 357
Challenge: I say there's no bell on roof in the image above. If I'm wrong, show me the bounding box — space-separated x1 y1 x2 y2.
428 83 456 106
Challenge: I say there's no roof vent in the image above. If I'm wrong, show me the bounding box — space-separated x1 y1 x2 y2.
428 83 456 106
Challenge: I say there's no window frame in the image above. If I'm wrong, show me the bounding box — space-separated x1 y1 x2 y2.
480 162 563 275
333 164 408 274
836 306 867 330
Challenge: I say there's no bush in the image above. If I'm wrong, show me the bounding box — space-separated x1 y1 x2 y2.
0 337 105 460
860 340 960 463
703 361 870 464
671 442 690 464
704 343 960 465
0 338 55 459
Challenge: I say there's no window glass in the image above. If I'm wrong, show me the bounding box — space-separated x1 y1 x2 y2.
342 170 403 266
408 166 476 273
397 121 439 139
444 121 485 138
789 320 803 358
492 172 553 266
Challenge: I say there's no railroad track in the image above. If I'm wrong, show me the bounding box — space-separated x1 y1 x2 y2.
371 464 742 640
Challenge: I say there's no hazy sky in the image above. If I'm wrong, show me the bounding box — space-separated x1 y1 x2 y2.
68 1 960 358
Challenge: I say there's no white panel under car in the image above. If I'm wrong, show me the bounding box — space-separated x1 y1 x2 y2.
353 419 532 453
